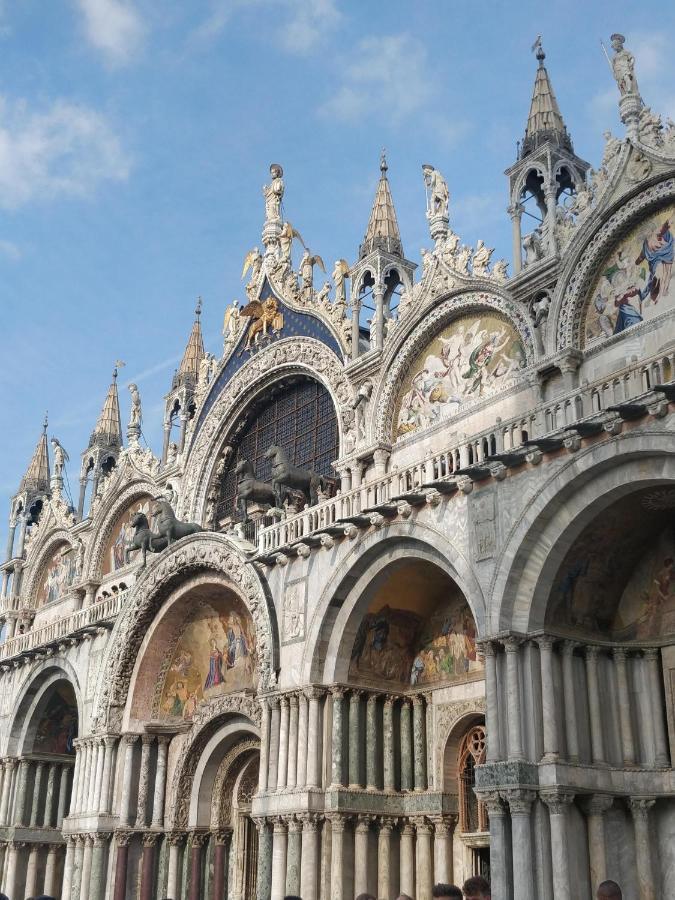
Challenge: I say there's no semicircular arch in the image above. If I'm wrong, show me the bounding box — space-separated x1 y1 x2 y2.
23 530 78 607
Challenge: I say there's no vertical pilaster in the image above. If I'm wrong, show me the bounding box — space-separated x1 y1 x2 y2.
152 735 170 827
414 817 433 900
505 789 535 900
330 687 345 788
400 699 413 791
629 798 657 900
644 649 669 767
90 832 111 900
0 759 15 824
72 833 85 900
412 695 427 790
138 832 158 900
81 833 94 900
188 831 208 900
383 696 395 791
44 843 59 896
92 738 106 811
135 733 154 828
100 735 117 814
542 790 574 900
348 689 362 789
538 637 559 761
585 646 605 765
399 820 415 898
14 757 31 825
377 817 395 899
504 637 525 760
113 830 132 900
561 641 579 762
61 835 76 900
4 841 23 899
585 794 613 890
25 843 39 897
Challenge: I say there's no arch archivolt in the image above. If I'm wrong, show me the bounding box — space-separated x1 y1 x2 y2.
553 174 675 352
181 337 353 522
22 528 78 605
434 701 486 791
302 521 486 684
490 429 675 634
374 290 535 444
91 534 277 733
211 737 259 829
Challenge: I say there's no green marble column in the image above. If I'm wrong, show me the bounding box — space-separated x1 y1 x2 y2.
348 690 362 789
383 696 395 791
412 695 427 791
255 817 273 900
330 687 345 788
366 694 378 790
286 816 302 895
400 700 413 792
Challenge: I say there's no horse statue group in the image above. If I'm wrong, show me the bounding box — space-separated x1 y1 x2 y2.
235 444 331 522
127 497 203 567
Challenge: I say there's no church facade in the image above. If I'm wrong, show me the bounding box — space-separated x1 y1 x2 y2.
0 35 674 900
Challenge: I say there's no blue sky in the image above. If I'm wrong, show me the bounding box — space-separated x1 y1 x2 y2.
1 0 674 533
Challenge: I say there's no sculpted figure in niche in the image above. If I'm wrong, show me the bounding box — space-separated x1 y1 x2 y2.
422 163 450 218
263 163 284 222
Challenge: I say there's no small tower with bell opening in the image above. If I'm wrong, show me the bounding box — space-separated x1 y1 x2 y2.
162 299 206 463
77 366 123 518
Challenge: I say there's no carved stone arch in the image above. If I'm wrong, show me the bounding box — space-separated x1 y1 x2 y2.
22 529 78 606
374 290 535 444
181 337 353 522
5 657 84 756
85 478 158 581
513 163 547 202
211 737 260 828
489 429 675 634
166 694 261 829
553 174 675 352
434 700 486 792
91 534 278 732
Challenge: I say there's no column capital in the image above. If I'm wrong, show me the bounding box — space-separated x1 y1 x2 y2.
268 695 280 710
480 640 498 658
628 797 656 820
103 734 119 747
213 828 233 846
285 815 303 834
299 812 321 832
324 813 348 832
166 831 187 847
412 815 432 834
279 694 290 710
536 635 555 651
349 688 363 700
189 830 210 848
142 831 160 847
540 789 575 814
288 692 299 708
642 648 660 662
400 820 415 836
384 694 397 707
123 733 140 747
429 814 456 835
561 639 579 656
504 789 536 814
2 757 16 770
355 815 374 833
141 732 156 746
330 685 346 699
252 816 270 833
155 733 172 746
613 646 629 662
503 635 522 653
303 686 325 701
379 816 398 833
585 644 601 661
271 816 288 833
585 794 614 816
115 829 134 847
93 832 112 847
411 693 425 707
366 692 379 706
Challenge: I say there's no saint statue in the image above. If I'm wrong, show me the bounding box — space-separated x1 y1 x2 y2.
422 164 449 218
472 240 494 277
50 438 69 477
223 300 241 344
332 259 350 307
263 163 284 222
610 34 640 97
128 384 142 428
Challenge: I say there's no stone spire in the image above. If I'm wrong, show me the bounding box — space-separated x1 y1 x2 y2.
177 297 205 382
90 365 123 449
360 151 403 259
19 415 50 495
521 42 573 157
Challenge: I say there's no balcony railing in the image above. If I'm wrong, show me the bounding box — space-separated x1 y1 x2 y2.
0 591 128 663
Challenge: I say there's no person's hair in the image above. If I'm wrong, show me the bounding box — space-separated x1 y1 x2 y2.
433 885 463 899
463 875 491 897
597 882 623 899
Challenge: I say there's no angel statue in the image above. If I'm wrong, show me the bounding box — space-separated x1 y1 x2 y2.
263 163 284 222
50 438 69 478
332 259 350 307
422 164 449 218
300 249 325 295
609 34 640 98
242 247 263 300
279 221 306 262
472 240 494 277
240 297 284 350
128 383 142 427
316 281 331 306
223 300 242 344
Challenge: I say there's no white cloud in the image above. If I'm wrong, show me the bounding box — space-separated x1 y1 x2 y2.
0 238 20 260
319 35 433 125
75 0 144 65
0 96 131 208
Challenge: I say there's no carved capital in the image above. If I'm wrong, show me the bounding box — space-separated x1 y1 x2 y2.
213 828 233 846
115 829 134 847
166 831 187 847
504 789 536 815
412 815 432 834
585 794 614 816
189 830 210 848
541 790 575 814
643 648 660 663
142 831 160 848
628 798 655 820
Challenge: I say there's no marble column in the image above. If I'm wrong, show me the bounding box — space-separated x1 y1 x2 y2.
255 817 272 900
43 843 59 896
0 759 15 824
140 832 158 900
629 798 657 900
188 831 208 900
415 817 433 900
432 816 454 885
354 816 371 895
377 817 395 900
81 833 94 900
504 637 525 760
613 648 635 766
561 641 579 763
399 821 415 898
277 696 290 791
258 698 271 793
585 794 613 890
306 689 322 789
90 832 110 900
348 689 362 788
330 687 345 788
366 693 379 790
506 790 535 900
400 699 413 791
61 836 76 900
92 738 106 812
135 733 154 828
271 817 288 900
268 699 281 791
538 638 560 761
412 695 427 791
57 763 71 825
152 735 170 827
166 832 186 900
484 642 501 762
542 790 574 900
30 760 46 826
15 757 31 825
296 692 309 788
585 646 605 765
100 736 117 814
383 696 395 791
119 734 138 826
644 649 669 767
287 693 299 789
113 831 132 900
80 741 93 813
43 762 57 826
327 814 345 900
212 829 232 900
4 841 23 899
25 843 40 897
286 817 302 897
300 814 320 900
72 834 85 900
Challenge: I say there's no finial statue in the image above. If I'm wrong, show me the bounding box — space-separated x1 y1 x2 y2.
471 240 494 277
332 259 350 307
223 300 242 346
422 164 449 218
263 163 284 223
128 383 142 428
608 33 640 98
300 249 326 297
50 438 69 478
279 221 306 262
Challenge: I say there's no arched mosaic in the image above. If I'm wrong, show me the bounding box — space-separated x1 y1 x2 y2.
101 494 154 575
35 541 76 605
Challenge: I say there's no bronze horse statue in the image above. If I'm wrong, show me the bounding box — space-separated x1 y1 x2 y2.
235 459 276 521
126 512 168 568
265 444 328 508
152 498 202 545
